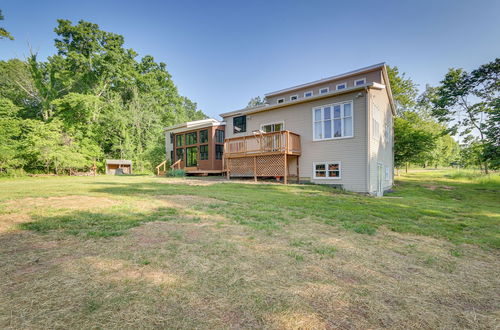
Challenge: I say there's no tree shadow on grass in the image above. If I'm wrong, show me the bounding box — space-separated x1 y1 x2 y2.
19 207 180 238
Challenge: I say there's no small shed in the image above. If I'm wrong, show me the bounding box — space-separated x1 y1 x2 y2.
105 159 132 175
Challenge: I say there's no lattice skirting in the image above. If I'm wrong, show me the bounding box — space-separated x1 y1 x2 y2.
227 155 298 178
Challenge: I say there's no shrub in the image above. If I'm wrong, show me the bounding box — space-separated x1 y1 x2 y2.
166 169 186 177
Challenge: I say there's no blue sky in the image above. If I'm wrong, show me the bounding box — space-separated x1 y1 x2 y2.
1 0 499 119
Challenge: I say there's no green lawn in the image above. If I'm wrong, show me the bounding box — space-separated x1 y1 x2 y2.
0 170 498 328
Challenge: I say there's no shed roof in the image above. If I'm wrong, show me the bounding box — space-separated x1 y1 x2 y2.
105 159 132 165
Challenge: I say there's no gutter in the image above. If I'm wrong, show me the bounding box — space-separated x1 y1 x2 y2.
264 62 386 97
220 83 386 118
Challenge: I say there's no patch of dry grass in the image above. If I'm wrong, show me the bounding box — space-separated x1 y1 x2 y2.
0 173 499 328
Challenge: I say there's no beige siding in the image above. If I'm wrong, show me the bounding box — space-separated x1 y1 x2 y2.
368 85 394 194
266 70 382 105
225 91 369 192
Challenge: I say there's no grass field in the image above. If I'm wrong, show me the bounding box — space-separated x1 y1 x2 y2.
0 170 499 328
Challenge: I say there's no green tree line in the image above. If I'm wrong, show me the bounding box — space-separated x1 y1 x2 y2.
389 59 499 173
0 19 205 175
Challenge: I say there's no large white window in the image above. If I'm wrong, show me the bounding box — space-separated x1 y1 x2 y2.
313 101 353 141
313 161 341 179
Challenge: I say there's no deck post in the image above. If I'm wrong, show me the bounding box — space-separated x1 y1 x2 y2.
284 154 288 184
296 156 300 183
253 156 257 182
226 158 230 179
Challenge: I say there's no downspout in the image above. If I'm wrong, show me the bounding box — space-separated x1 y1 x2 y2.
365 87 371 194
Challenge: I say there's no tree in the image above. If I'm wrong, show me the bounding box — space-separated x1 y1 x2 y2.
246 96 266 108
0 98 22 173
386 66 418 115
394 112 437 172
431 59 499 173
0 10 14 40
0 18 207 175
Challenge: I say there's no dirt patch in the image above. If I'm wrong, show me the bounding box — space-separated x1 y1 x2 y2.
0 213 32 233
84 257 179 286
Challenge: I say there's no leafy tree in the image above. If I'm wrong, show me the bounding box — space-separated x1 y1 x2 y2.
431 59 499 173
482 105 499 169
386 66 418 115
0 98 22 173
0 10 14 40
0 19 207 175
246 96 266 108
394 113 437 172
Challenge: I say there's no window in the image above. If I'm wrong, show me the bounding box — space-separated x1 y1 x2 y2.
290 95 298 101
304 91 313 97
354 78 366 86
199 129 208 143
261 122 283 133
216 129 225 143
176 148 184 162
215 145 223 160
170 133 174 144
170 150 174 161
277 98 285 104
200 145 209 160
385 166 390 180
313 101 353 140
233 115 246 133
319 87 329 94
336 83 347 90
313 161 341 179
186 146 197 166
186 132 197 145
176 134 184 147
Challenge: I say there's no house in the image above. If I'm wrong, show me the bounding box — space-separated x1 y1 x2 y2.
105 159 132 175
220 63 395 195
164 118 226 175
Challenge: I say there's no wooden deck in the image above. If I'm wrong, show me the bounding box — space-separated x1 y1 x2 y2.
224 131 301 184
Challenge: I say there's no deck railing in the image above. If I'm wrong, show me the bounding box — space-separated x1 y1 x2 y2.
224 130 301 158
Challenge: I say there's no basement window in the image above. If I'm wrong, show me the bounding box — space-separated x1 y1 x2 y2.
313 161 341 179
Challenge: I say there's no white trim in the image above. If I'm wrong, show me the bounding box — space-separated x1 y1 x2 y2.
336 82 347 90
319 87 329 94
260 121 285 132
312 161 342 180
312 100 354 142
264 62 385 97
354 78 366 86
304 91 313 97
277 98 285 104
290 94 298 101
220 83 383 118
